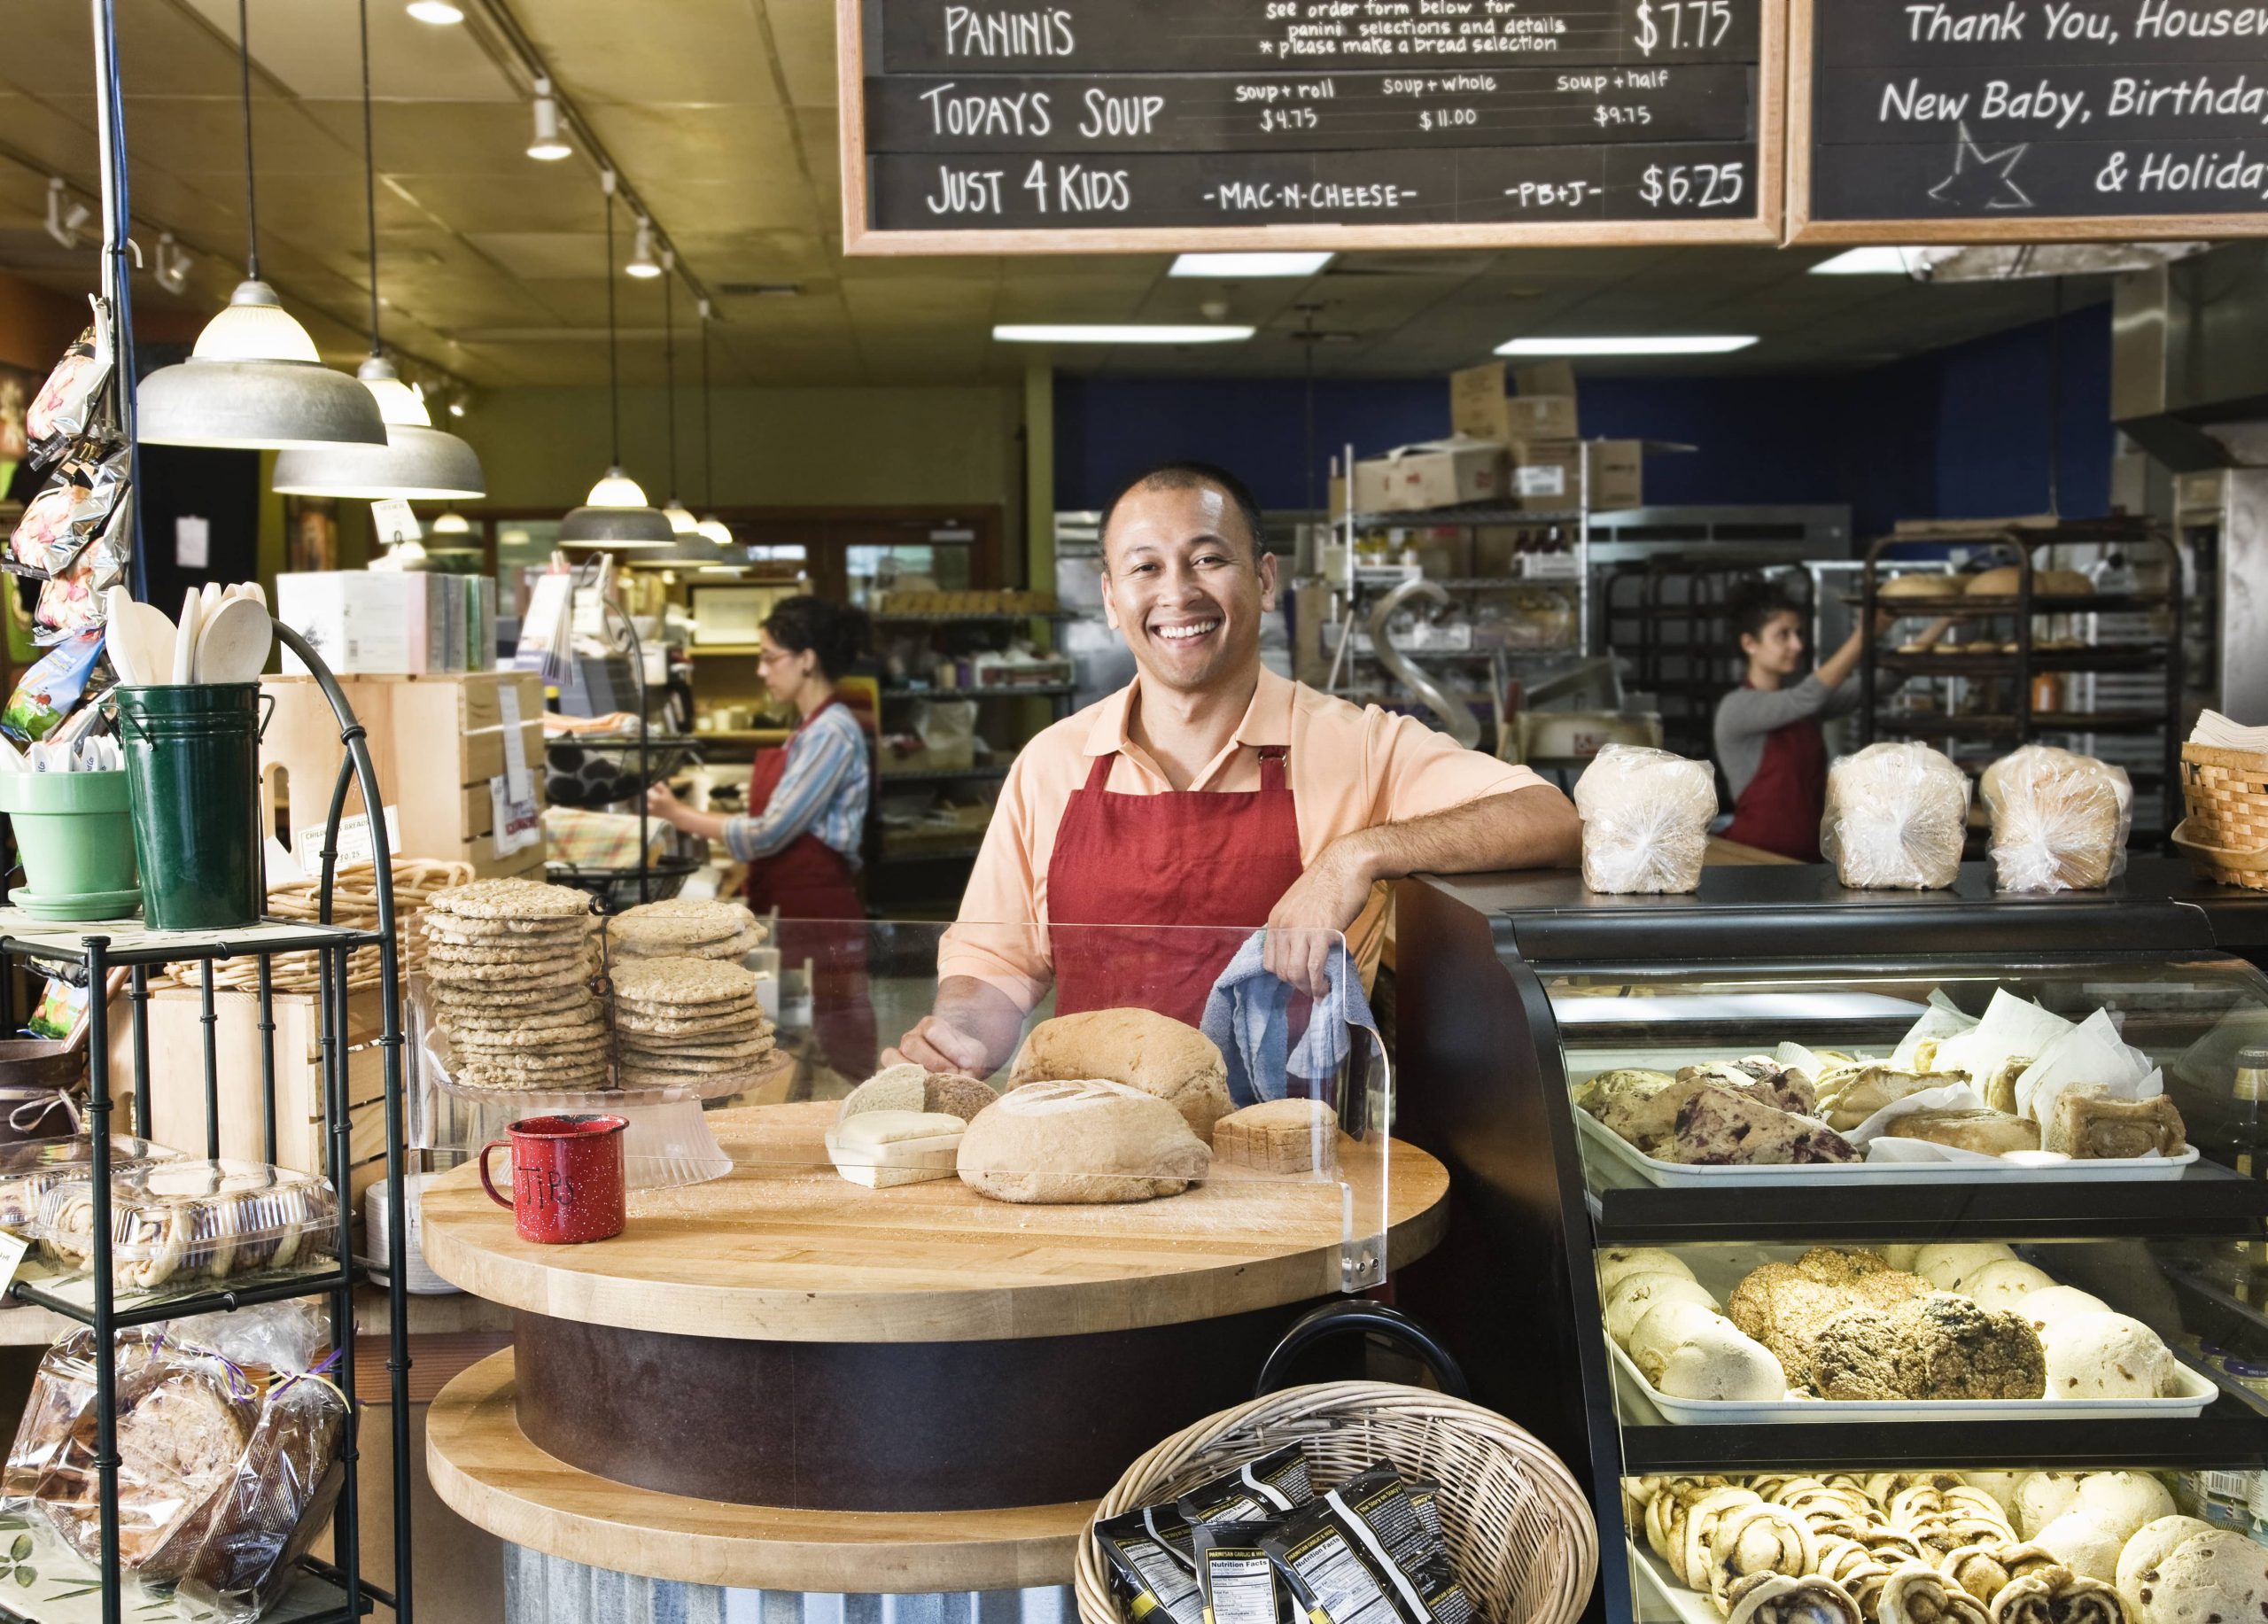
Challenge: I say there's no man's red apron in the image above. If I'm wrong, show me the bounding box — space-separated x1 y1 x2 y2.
1721 691 1828 862
1045 745 1309 1029
742 698 876 1076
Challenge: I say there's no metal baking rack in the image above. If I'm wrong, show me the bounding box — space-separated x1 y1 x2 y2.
0 626 415 1624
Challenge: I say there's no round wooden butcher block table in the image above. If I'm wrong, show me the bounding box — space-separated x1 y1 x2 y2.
423 1100 1449 1594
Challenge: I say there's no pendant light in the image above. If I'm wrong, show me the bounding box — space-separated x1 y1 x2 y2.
658 260 699 537
694 299 735 550
139 0 385 450
559 171 672 548
273 0 485 501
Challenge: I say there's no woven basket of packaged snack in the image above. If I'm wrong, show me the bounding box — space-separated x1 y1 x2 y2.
1075 1380 1596 1624
35 1160 336 1293
2177 742 2268 890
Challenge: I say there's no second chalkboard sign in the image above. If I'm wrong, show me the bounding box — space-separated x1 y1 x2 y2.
843 0 1784 251
1790 0 2268 241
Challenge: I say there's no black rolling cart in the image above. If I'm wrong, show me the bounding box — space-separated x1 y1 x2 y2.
1392 865 2268 1623
0 626 414 1624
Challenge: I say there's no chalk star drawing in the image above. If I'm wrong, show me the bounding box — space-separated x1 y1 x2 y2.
1928 120 2034 210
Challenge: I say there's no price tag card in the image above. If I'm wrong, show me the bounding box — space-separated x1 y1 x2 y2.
296 806 401 868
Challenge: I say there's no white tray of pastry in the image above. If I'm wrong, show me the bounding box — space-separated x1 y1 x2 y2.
1608 1335 2218 1426
1627 1541 1727 1624
1576 1108 2199 1186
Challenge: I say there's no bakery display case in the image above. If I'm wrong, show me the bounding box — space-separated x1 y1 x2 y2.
1391 865 2268 1624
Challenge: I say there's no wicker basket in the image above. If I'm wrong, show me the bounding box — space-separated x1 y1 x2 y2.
2178 742 2268 890
1075 1381 1596 1624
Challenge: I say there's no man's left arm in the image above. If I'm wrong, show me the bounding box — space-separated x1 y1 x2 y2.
1264 784 1580 992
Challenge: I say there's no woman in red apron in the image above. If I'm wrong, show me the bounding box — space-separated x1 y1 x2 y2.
1715 582 1950 860
648 595 876 1076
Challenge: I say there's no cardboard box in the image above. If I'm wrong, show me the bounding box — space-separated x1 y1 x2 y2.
1514 360 1578 399
1353 437 1507 513
261 670 548 880
1450 361 1579 445
1588 439 1645 511
280 572 468 676
1508 440 1584 511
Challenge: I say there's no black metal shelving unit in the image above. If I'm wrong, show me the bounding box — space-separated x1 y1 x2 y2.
0 627 415 1624
1393 865 2268 1624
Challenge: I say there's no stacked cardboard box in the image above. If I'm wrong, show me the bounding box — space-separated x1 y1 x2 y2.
1447 361 1646 513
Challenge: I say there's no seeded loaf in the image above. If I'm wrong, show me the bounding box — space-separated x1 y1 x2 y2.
1213 1098 1340 1174
1007 1008 1231 1139
957 1079 1210 1204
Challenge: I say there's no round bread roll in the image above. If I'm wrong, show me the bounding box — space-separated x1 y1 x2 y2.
1958 1258 2056 1312
1600 1247 1697 1294
1915 1242 2016 1290
1658 1320 1788 1402
1605 1271 1718 1347
1631 1300 1728 1386
2039 568 2095 596
2021 1285 2113 1335
1007 1008 1231 1139
2040 1311 2178 1399
2037 1508 2130 1583
2117 1517 2216 1613
1968 565 2024 596
2075 1472 2177 1540
1880 572 1964 600
956 1079 1210 1204
2137 1529 2268 1624
2016 1472 2086 1539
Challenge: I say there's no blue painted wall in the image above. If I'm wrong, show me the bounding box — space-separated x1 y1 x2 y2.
1054 303 2114 543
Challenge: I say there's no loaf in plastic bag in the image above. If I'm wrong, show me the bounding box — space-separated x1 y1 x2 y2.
1573 744 1718 894
1980 744 2132 892
1821 742 1971 890
1 1302 345 1621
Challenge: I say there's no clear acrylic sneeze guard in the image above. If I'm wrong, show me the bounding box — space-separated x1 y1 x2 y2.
415 917 1398 1295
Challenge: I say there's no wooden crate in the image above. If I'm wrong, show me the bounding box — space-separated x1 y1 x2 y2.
262 671 547 880
105 983 393 1208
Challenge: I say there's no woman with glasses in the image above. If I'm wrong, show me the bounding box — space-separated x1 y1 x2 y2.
648 594 876 1074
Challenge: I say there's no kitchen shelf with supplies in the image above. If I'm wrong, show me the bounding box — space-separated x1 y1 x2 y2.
1394 864 2268 1624
0 626 417 1624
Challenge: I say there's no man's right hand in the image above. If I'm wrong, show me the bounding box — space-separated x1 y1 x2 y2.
886 1014 993 1075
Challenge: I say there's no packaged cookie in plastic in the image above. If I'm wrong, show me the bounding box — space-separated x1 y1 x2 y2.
38 1160 337 1294
1573 745 1719 895
1980 744 2133 893
0 1134 183 1237
1821 742 1971 890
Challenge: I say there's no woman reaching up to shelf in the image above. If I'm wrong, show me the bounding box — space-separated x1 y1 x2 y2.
648 594 878 1076
1714 579 1954 862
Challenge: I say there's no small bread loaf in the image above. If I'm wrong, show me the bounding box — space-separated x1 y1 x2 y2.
840 1065 999 1124
1821 742 1969 890
1982 745 2131 893
958 1079 1210 1204
1008 1008 1231 1138
1213 1099 1339 1173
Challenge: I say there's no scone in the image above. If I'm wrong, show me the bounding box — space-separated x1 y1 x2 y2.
1883 1108 2041 1157
1666 1084 1860 1166
2046 1092 2187 1159
1891 1293 2046 1400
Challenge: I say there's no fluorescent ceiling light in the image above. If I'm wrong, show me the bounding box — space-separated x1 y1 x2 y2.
1811 247 1928 276
994 324 1254 345
405 0 463 21
1169 252 1332 278
1496 335 1758 356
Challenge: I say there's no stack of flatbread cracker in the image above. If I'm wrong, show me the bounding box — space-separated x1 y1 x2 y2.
603 897 766 961
610 954 773 1090
423 879 606 1092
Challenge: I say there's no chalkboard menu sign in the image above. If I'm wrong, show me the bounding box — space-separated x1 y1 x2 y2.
840 0 1783 252
1792 0 2268 239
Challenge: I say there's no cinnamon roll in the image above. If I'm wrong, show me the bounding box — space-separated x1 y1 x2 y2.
1723 1573 1864 1624
1710 1504 1820 1608
1878 1564 1992 1624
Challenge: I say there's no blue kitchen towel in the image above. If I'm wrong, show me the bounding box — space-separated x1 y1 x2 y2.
1200 929 1378 1108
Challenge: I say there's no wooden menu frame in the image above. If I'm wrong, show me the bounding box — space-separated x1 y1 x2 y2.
1784 0 2268 245
837 0 1787 253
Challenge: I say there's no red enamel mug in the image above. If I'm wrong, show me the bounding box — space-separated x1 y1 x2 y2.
478 1115 628 1244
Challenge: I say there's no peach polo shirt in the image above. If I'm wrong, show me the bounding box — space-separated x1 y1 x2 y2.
938 665 1549 1008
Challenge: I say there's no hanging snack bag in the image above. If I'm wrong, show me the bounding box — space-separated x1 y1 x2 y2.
25 299 113 470
1177 1444 1315 1527
1098 1506 1208 1624
32 485 130 645
9 443 128 579
1 627 107 744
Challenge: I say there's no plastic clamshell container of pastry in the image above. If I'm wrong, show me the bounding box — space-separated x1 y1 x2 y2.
1574 1110 2199 1187
0 1135 186 1236
34 1158 338 1294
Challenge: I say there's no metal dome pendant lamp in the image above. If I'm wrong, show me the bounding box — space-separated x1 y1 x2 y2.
693 299 735 552
273 0 485 500
559 172 671 548
139 0 387 450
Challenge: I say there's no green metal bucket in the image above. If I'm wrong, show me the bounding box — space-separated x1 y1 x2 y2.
0 769 141 920
117 684 268 930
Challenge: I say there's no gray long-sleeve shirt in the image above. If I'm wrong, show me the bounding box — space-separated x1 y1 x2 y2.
1713 672 1866 802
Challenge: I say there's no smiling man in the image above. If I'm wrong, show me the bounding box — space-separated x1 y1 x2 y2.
889 460 1581 1075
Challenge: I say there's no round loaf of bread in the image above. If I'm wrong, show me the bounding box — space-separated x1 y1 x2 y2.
2137 1530 2268 1624
956 1078 1210 1204
1605 1270 1718 1347
1008 1008 1231 1138
2118 1518 2216 1615
1880 571 1963 600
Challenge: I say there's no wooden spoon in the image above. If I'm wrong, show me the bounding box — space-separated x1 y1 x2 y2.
191 596 273 685
171 588 202 685
111 596 177 689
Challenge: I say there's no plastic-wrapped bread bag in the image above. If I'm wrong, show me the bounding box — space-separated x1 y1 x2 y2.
1980 745 2132 893
1573 744 1719 895
1821 741 1971 890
